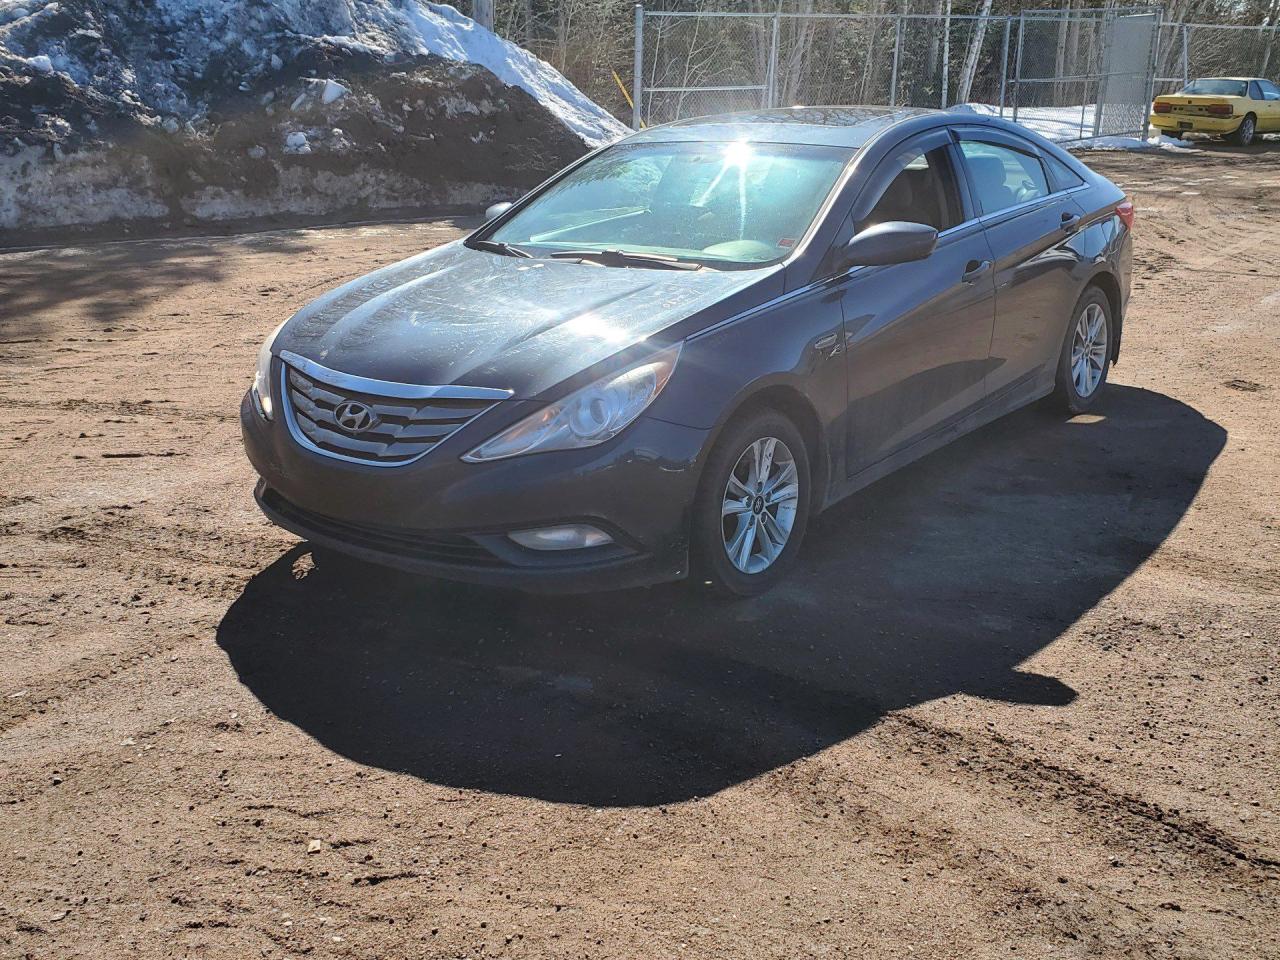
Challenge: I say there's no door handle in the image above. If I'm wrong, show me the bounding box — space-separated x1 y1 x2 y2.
814 332 839 353
961 259 991 283
1061 210 1081 234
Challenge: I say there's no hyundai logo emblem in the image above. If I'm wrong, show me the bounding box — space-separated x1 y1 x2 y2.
333 400 378 434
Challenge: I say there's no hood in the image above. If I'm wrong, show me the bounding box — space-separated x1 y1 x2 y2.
278 241 774 398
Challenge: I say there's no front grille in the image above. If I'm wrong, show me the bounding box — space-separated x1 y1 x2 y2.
261 487 500 567
281 359 501 466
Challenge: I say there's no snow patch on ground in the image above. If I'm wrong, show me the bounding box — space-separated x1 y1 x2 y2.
950 102 1198 152
1074 135 1199 153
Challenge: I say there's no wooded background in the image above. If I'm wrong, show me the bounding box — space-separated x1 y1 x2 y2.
469 0 1280 121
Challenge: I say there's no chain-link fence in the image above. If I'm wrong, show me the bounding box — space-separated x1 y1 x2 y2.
631 6 1277 143
1154 22 1280 95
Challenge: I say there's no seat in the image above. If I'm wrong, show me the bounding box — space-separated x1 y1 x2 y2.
966 154 1015 213
863 173 916 228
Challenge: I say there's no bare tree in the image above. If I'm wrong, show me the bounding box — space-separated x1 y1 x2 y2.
956 0 994 104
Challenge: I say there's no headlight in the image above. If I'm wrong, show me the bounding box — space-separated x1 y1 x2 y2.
462 344 681 462
251 321 287 420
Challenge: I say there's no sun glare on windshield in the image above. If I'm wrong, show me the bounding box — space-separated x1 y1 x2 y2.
486 139 853 267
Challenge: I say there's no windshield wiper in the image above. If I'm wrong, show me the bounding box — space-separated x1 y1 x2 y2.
467 239 534 258
548 249 702 270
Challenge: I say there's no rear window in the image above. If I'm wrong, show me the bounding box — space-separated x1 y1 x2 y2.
1044 153 1085 190
1180 79 1247 96
959 141 1050 215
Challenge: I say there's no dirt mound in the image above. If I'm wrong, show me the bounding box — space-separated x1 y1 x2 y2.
0 1 627 241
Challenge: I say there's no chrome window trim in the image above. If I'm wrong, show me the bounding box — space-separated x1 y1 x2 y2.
974 183 1090 228
278 353 508 469
278 350 513 401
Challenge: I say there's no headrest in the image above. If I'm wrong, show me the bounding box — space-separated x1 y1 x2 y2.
968 154 1009 192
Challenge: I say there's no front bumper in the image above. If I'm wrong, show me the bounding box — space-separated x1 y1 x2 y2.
240 389 709 592
1149 113 1241 135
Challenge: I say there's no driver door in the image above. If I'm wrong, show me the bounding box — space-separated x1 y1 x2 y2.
1257 80 1280 132
838 133 996 475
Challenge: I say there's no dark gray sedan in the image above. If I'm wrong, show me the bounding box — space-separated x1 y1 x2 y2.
241 107 1133 595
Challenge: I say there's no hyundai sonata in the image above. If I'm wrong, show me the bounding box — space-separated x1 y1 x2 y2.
241 106 1132 595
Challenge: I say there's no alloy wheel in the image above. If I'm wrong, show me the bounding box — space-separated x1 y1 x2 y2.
721 436 800 574
1069 302 1108 399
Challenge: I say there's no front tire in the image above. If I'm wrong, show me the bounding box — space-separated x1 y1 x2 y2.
1227 113 1256 147
691 409 811 597
1051 287 1113 414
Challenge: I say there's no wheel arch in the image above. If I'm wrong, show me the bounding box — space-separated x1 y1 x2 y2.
1085 269 1123 363
702 381 831 513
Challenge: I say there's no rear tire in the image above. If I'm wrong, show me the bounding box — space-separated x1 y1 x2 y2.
1050 286 1113 415
690 408 811 597
1227 113 1257 147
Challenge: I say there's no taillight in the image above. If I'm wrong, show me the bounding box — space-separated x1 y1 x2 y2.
1207 103 1233 116
1153 101 1172 114
1116 201 1134 230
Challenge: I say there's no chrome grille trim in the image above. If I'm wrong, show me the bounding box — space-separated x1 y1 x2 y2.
280 350 513 401
277 351 509 468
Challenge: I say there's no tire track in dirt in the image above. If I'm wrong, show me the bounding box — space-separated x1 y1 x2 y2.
881 713 1280 876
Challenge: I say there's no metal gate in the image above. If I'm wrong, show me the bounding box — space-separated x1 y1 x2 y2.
633 5 1162 143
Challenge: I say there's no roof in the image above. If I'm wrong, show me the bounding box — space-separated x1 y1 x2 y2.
622 106 940 149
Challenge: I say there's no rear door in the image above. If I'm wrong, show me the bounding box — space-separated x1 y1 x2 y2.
954 128 1085 402
836 131 996 475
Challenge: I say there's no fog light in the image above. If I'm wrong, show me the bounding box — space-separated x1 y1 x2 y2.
508 524 613 551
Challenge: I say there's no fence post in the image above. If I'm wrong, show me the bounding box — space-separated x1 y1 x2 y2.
1011 14 1025 125
890 16 902 108
940 0 952 108
766 14 781 108
1142 10 1161 140
998 16 1011 117
1181 23 1189 87
1092 7 1115 139
1259 23 1277 79
632 4 644 130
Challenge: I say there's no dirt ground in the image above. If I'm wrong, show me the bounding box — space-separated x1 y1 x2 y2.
2 143 1278 960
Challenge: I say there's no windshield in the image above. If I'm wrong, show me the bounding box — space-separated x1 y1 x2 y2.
486 140 854 267
1180 79 1247 96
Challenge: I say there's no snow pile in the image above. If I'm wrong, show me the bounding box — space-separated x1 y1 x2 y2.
0 0 625 148
398 3 625 147
0 1 629 238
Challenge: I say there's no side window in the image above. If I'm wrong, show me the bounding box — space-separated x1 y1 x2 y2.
1260 80 1280 101
1248 81 1263 100
959 140 1050 215
861 146 962 232
1044 153 1085 191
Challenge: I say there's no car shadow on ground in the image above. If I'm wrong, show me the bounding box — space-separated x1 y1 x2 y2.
218 385 1225 807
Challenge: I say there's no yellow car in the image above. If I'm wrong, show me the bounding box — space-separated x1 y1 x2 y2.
1150 77 1280 145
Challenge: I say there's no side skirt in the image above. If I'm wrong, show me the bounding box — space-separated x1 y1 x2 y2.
820 379 1053 511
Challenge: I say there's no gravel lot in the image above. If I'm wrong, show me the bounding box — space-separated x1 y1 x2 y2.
2 144 1278 959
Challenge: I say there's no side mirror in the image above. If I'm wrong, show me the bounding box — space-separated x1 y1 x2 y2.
838 221 938 270
484 201 513 222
